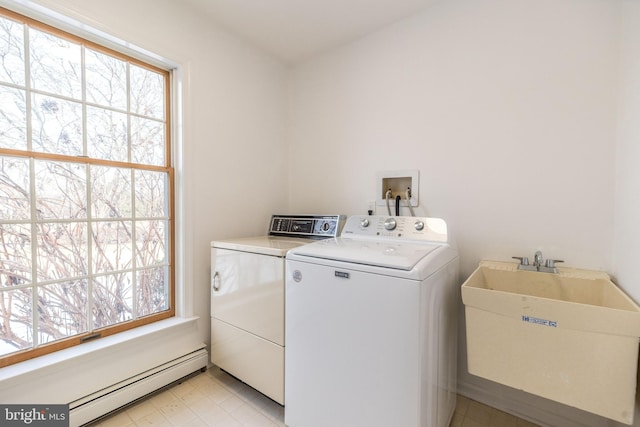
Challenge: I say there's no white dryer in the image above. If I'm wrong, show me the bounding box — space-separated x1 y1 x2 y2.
285 215 459 427
210 214 344 405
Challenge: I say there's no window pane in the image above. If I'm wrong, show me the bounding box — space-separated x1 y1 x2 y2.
137 266 168 317
87 106 128 162
0 8 172 365
37 280 88 343
92 221 132 273
91 166 132 219
0 223 32 286
35 160 87 220
0 288 33 356
131 116 164 166
0 16 25 86
0 156 30 220
93 273 132 328
36 222 88 280
85 48 127 110
135 220 166 268
135 170 166 218
0 86 27 150
31 94 83 156
29 28 81 99
130 64 164 119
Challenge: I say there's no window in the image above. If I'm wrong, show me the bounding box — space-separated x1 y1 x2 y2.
0 7 174 367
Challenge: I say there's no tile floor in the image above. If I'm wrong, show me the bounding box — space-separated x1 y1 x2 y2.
91 367 540 427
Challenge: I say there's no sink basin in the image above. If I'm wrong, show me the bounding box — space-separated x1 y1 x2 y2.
463 261 640 336
462 261 640 425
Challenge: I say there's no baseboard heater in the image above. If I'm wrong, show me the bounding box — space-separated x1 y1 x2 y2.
69 346 209 426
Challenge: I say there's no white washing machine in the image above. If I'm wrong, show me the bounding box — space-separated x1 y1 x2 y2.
285 215 459 427
210 214 344 405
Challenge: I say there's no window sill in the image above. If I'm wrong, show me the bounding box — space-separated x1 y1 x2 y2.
0 316 200 383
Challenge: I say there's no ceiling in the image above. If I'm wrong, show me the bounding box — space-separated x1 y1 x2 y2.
180 0 436 64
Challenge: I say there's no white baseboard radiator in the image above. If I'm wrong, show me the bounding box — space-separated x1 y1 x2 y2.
69 347 209 426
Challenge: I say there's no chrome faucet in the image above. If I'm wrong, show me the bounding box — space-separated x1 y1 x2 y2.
533 251 544 269
513 251 564 273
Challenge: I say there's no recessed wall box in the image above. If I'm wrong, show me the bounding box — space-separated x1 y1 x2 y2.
376 170 419 208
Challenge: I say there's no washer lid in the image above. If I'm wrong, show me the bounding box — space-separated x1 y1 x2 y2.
288 237 443 270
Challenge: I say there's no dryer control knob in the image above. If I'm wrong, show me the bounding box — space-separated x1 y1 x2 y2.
360 218 369 227
384 218 397 231
414 220 425 231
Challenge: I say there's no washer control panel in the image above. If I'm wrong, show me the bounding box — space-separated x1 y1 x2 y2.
342 215 448 242
269 214 346 239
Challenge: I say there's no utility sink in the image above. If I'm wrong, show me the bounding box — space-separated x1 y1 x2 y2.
462 261 640 425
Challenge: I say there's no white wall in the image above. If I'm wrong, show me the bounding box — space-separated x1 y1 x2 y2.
614 1 640 302
614 4 640 424
0 0 289 407
289 0 619 278
288 0 628 425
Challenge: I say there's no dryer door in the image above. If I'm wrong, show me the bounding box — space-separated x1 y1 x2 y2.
211 248 284 345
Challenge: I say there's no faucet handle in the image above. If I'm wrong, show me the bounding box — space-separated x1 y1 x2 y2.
545 259 564 268
512 256 530 266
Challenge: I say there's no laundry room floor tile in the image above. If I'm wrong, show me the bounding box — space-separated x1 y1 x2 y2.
90 367 537 427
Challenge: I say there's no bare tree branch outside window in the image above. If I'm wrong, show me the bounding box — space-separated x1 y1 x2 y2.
0 9 173 365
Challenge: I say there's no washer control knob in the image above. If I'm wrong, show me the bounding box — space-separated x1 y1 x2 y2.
384 218 397 231
414 220 425 231
360 218 369 228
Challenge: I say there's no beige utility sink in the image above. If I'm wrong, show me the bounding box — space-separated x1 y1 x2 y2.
462 261 640 425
